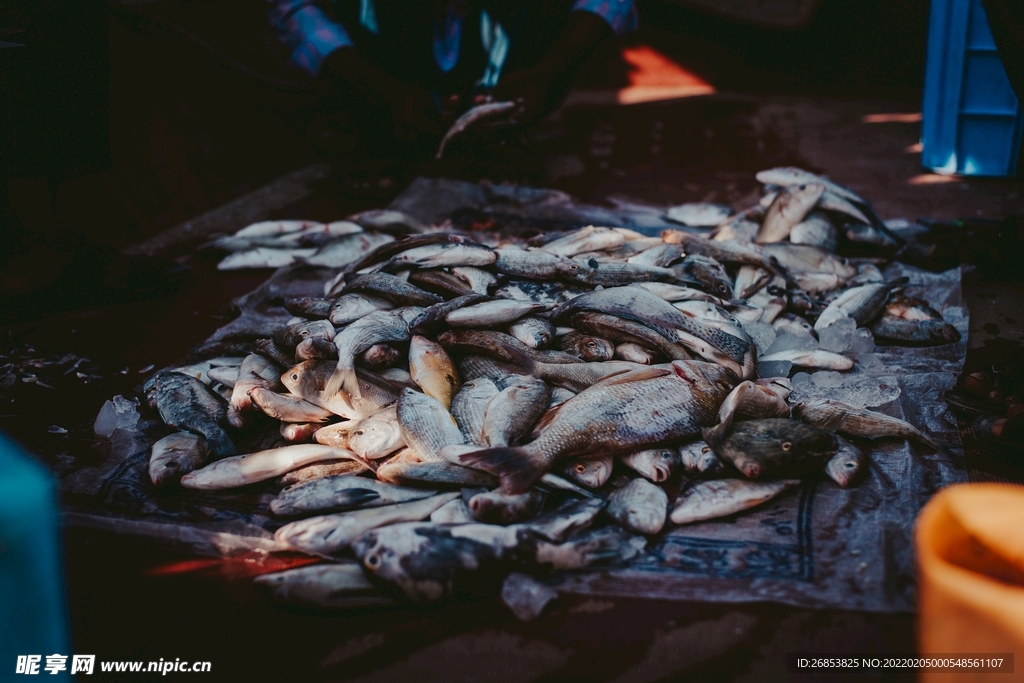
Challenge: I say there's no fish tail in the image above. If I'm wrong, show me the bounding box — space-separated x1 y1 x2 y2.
457 446 547 495
205 427 237 458
913 428 948 454
324 358 358 401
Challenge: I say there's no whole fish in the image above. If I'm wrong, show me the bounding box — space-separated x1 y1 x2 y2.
282 360 401 419
347 208 429 236
560 453 614 489
664 202 733 227
482 375 551 447
618 447 678 483
341 273 443 307
276 492 460 555
555 332 616 362
670 479 801 524
451 378 501 446
458 362 733 493
409 294 491 335
824 437 865 487
793 398 944 450
181 444 354 490
756 183 826 243
542 226 626 257
702 380 791 446
439 329 581 367
149 432 209 486
328 293 395 326
437 100 518 159
253 564 390 609
677 440 725 474
761 244 856 280
234 219 322 239
352 522 639 602
153 372 236 457
678 254 734 298
409 336 461 409
814 283 891 331
557 257 681 288
325 309 412 400
606 478 668 535
756 167 867 205
711 418 837 479
217 247 315 270
397 388 465 462
572 311 692 361
227 354 283 428
280 422 320 442
270 475 438 516
251 388 336 423
346 404 405 459
871 316 960 345
377 460 498 488
553 286 749 365
758 349 854 371
302 232 395 269
469 488 545 525
378 242 496 272
492 247 574 280
445 300 549 327
451 266 497 295
507 317 555 349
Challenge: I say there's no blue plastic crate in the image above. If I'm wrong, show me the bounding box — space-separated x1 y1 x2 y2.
922 0 1024 177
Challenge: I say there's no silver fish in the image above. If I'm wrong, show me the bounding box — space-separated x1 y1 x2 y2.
758 349 854 371
824 437 865 487
445 300 549 327
542 226 626 257
251 388 336 423
606 478 668 535
303 232 394 269
149 432 209 486
328 293 395 326
253 564 391 609
430 497 475 523
507 316 555 349
793 398 944 450
153 372 236 457
181 444 355 490
227 354 283 428
378 243 496 272
670 479 801 524
409 335 461 410
481 375 551 447
397 388 465 462
346 404 405 459
270 474 438 516
437 100 519 159
561 453 614 489
677 440 725 474
452 266 497 295
618 447 678 483
451 378 501 446
790 212 839 252
664 202 733 227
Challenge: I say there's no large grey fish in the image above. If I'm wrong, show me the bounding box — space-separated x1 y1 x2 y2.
408 335 461 410
325 309 413 400
451 378 501 446
556 257 680 287
270 474 438 516
709 418 838 479
149 432 209 486
606 478 668 535
346 404 405 459
458 362 733 493
341 272 443 307
276 492 460 555
378 242 496 273
756 183 825 243
814 283 891 331
792 398 944 451
352 522 641 602
283 360 402 419
181 444 354 490
328 293 395 326
702 380 791 447
397 388 465 462
250 388 336 423
571 311 691 361
253 564 391 609
670 479 801 524
542 226 626 257
227 354 283 428
153 372 236 457
618 447 678 483
482 375 551 448
468 488 545 525
553 286 749 365
560 453 614 489
507 316 555 349
445 300 550 327
678 254 733 298
436 100 518 159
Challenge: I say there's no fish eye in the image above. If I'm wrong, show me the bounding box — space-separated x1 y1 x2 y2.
586 341 596 348
661 451 672 459
781 441 793 451
845 462 856 469
354 430 364 436
575 464 587 474
701 447 711 454
291 373 299 381
364 553 381 570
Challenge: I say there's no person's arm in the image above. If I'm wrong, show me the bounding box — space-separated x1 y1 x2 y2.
493 1 636 125
266 0 353 76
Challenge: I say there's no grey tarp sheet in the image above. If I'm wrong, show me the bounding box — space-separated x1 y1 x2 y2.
64 178 968 613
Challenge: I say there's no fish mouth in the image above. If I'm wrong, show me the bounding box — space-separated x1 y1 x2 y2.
741 462 761 478
652 466 670 483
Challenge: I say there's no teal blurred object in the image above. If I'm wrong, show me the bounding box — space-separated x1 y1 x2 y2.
0 432 70 679
922 0 1024 177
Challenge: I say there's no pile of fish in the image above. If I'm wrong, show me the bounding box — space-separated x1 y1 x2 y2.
137 167 959 609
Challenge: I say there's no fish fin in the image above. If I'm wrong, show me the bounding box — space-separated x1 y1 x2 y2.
205 428 237 457
336 489 382 509
457 446 546 495
701 424 726 448
594 367 671 387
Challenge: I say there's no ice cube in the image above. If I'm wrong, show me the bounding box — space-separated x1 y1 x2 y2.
791 371 813 387
849 328 875 354
757 360 793 379
810 371 844 388
741 321 776 357
93 395 140 437
818 317 857 353
764 330 818 355
854 352 886 376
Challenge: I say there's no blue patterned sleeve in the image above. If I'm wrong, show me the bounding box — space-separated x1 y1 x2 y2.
267 0 353 75
571 0 638 35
